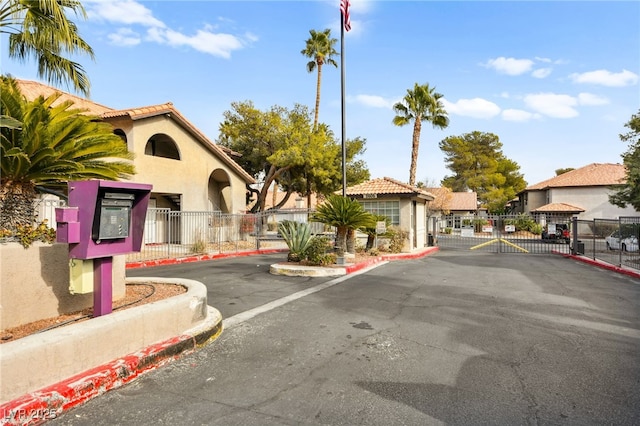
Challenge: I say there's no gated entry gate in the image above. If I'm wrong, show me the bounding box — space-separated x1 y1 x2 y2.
431 214 572 255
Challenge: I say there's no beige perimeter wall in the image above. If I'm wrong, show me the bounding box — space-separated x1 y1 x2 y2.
0 243 125 330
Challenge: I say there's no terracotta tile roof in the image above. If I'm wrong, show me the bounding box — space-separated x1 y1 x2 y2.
104 103 254 184
424 187 478 211
532 203 585 213
346 177 435 200
14 79 113 115
525 163 626 191
15 79 254 184
449 192 478 210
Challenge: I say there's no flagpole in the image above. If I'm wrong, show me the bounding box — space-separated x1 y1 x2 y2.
340 9 347 197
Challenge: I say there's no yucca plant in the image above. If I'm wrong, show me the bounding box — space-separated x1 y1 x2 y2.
312 195 374 257
278 220 313 262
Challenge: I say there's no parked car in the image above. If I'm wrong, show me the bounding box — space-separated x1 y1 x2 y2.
541 223 570 244
605 230 639 252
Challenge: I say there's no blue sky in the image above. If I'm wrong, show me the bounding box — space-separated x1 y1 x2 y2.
3 0 639 187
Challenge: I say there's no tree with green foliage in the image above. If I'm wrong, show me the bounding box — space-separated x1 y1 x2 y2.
1 0 94 95
440 131 526 213
0 76 135 232
610 109 640 210
217 101 369 212
555 167 575 176
392 82 449 186
312 195 374 257
301 29 338 130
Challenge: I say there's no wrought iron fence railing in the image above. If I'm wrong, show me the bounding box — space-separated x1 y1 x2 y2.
24 200 640 271
574 217 640 271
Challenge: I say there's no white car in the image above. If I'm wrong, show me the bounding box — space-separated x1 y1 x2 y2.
605 230 639 252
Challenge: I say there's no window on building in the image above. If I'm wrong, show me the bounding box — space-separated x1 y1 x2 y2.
360 200 400 225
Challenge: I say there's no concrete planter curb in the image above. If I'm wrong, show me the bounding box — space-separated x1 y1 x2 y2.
0 278 221 425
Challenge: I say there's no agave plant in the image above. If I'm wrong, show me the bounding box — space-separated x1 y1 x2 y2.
278 220 313 262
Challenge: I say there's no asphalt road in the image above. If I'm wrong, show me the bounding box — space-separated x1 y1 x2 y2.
49 251 640 425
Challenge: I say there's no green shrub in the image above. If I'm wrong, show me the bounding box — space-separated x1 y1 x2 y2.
304 235 333 265
444 227 453 234
267 221 278 232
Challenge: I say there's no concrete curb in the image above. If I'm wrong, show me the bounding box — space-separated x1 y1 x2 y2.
270 247 440 277
552 250 640 279
126 248 288 269
0 301 222 426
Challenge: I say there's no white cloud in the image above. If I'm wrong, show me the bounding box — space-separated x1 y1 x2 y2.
531 68 552 79
87 0 165 28
502 109 539 122
442 98 501 119
161 28 245 59
87 0 252 58
577 93 609 106
569 69 639 87
484 57 534 76
108 28 141 46
523 93 578 118
352 94 396 108
499 92 510 99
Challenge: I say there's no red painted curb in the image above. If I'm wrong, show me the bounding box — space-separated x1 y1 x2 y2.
0 333 209 425
552 250 640 279
126 248 288 269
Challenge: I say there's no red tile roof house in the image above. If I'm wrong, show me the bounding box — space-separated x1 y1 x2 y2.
15 79 255 216
514 163 638 220
344 177 435 252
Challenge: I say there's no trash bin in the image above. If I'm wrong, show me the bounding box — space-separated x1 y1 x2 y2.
576 241 585 255
428 233 435 247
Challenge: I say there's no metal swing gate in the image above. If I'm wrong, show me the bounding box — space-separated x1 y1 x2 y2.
431 214 572 255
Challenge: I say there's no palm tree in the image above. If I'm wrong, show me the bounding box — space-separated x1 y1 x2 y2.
312 195 374 257
0 76 135 231
392 83 449 186
301 29 338 129
0 0 95 95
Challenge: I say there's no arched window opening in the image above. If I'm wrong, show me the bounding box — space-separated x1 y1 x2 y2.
144 133 180 160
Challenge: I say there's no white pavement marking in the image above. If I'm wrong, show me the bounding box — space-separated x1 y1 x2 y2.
222 262 388 329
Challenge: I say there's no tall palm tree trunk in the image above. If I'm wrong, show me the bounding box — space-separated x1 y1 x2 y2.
313 64 323 130
409 119 422 186
335 226 347 256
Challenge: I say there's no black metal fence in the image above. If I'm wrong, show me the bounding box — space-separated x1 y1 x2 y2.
433 213 572 255
573 217 640 270
27 201 640 271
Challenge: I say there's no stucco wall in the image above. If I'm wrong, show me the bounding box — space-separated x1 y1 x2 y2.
550 187 639 219
398 198 429 251
0 243 125 329
522 190 548 214
119 115 247 213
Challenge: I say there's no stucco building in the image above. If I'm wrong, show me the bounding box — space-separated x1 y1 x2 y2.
345 177 435 252
15 79 255 214
514 163 637 220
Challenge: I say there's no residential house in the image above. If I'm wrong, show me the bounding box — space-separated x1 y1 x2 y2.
345 177 435 252
16 79 255 214
514 163 637 220
16 79 256 244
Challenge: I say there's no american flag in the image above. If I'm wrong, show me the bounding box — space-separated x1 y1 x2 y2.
340 0 351 32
